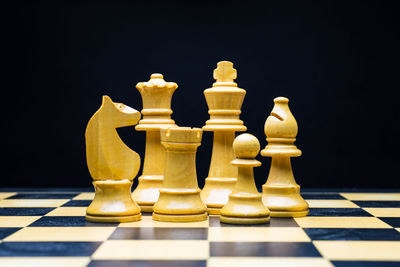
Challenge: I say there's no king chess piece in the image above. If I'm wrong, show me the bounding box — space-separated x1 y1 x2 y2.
85 95 142 222
201 61 247 214
261 97 309 217
220 133 270 224
153 127 207 222
132 74 178 212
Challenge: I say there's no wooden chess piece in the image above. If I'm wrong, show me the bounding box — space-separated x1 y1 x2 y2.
132 74 178 212
153 127 207 222
201 61 247 215
85 95 142 222
220 133 270 224
261 97 309 217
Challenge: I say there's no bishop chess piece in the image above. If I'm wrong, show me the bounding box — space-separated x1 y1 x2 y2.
153 127 207 222
201 61 247 214
85 96 142 222
261 97 309 217
132 74 178 212
220 133 270 224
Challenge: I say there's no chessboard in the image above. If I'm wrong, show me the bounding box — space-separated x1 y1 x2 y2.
0 189 399 267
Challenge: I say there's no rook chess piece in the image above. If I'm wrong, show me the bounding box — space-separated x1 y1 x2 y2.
153 127 207 222
201 61 247 214
85 95 142 222
261 97 309 217
220 133 270 224
132 74 178 212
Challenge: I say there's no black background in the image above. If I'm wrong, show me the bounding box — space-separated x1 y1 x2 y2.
3 1 399 188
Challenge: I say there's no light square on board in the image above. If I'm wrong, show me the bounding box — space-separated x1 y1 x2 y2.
340 193 400 201
92 240 209 260
313 241 400 261
0 257 90 267
0 216 40 227
73 193 95 200
45 207 87 216
306 200 359 208
0 199 69 208
294 217 391 228
4 227 116 242
363 208 400 217
0 193 16 199
208 227 310 242
207 257 333 267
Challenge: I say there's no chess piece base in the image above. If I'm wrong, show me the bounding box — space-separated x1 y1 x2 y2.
86 213 142 223
152 212 208 222
132 175 163 212
86 179 141 222
269 210 309 217
201 177 236 215
220 192 270 225
153 188 207 221
262 184 309 218
220 215 270 225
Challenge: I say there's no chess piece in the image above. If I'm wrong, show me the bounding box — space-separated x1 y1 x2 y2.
132 74 178 212
261 97 309 217
201 61 247 214
220 133 270 224
85 95 142 222
153 127 207 222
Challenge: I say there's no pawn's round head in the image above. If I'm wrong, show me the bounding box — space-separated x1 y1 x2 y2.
233 133 260 159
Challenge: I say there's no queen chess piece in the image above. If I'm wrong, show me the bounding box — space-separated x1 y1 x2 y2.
132 74 178 212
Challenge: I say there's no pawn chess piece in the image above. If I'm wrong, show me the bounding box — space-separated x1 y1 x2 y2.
153 127 207 222
85 96 142 222
220 133 270 224
261 97 309 217
201 61 247 215
132 74 178 212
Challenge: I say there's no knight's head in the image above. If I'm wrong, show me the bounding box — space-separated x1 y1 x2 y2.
100 95 141 128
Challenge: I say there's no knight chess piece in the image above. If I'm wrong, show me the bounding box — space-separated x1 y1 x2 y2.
85 95 142 222
220 133 271 224
132 74 178 212
261 97 309 217
201 61 247 215
153 127 208 222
